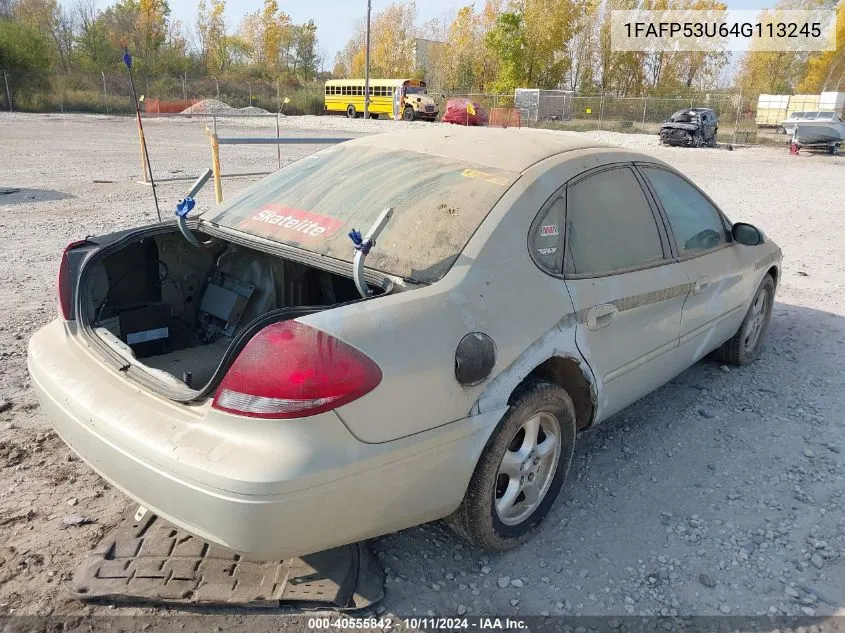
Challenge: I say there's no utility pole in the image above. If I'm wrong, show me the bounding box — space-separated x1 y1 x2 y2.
364 0 372 119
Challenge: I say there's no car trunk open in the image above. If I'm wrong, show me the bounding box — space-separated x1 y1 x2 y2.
71 140 519 403
75 225 391 401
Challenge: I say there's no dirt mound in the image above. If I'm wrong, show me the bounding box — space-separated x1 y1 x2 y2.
180 98 236 114
239 106 270 115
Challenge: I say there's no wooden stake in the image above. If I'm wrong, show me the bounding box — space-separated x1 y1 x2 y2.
207 127 223 203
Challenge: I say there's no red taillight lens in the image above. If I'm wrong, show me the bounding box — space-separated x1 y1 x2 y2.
58 240 88 320
212 320 382 419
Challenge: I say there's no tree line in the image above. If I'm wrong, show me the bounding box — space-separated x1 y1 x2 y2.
334 0 843 97
0 0 842 112
0 0 323 109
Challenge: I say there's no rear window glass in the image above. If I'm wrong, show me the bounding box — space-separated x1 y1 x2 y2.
201 144 518 284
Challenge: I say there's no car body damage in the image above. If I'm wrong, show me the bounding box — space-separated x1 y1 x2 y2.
659 108 719 148
474 314 598 431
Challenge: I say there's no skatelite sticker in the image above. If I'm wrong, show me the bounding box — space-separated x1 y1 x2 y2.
240 205 345 240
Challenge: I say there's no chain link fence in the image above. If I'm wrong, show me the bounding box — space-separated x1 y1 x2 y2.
0 70 803 146
435 90 764 144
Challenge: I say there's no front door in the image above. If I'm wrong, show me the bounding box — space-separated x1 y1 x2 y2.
636 164 756 364
559 165 691 423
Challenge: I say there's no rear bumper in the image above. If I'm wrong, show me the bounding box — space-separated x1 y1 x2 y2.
28 320 505 559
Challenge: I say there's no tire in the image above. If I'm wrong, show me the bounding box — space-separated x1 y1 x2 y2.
446 378 577 551
369 113 379 120
346 105 357 119
715 274 775 365
402 106 415 121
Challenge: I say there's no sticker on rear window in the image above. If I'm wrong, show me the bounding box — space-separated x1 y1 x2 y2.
540 224 559 237
239 205 344 239
461 168 511 187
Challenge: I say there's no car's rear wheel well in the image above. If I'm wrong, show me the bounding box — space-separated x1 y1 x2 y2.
519 356 595 430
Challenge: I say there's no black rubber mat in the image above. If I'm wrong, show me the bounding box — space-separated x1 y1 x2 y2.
67 507 385 610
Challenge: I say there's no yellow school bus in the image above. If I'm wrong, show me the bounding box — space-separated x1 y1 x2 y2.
324 78 439 121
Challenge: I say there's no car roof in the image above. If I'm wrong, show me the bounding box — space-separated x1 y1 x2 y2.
344 127 611 173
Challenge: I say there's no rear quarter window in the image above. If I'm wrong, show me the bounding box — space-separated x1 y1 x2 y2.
201 145 519 284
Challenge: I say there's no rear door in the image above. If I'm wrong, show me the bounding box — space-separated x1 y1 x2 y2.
561 165 691 423
636 164 755 364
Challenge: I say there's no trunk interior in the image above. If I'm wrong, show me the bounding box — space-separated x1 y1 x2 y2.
80 229 381 392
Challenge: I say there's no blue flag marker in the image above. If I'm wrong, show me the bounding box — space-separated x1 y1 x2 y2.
122 50 132 70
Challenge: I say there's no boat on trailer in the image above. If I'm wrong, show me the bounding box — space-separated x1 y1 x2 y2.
780 111 845 154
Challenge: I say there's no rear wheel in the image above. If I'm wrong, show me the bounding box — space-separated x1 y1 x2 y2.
446 378 576 551
716 275 775 365
346 105 357 119
369 113 379 120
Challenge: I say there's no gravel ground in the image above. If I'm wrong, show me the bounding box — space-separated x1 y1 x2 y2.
0 113 844 620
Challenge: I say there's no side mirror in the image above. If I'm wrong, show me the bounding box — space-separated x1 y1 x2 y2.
732 222 763 246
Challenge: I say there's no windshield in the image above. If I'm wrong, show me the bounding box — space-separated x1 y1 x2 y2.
405 86 426 95
201 144 519 283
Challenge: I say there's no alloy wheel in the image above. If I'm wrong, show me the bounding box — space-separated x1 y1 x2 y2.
494 412 562 526
743 287 769 353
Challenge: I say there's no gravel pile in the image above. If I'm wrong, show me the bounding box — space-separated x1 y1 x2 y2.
180 98 237 114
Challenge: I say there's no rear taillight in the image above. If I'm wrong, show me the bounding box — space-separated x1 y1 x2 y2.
58 240 88 320
212 321 382 419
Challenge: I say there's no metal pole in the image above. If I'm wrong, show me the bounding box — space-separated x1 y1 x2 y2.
123 50 161 220
364 0 371 119
642 96 647 126
57 70 63 112
732 91 742 145
248 81 252 105
182 73 187 101
4 70 12 112
215 77 219 99
598 93 604 130
102 71 108 114
276 112 281 170
276 80 281 112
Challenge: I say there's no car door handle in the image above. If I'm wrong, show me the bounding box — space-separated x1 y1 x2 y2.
694 275 711 295
587 304 618 331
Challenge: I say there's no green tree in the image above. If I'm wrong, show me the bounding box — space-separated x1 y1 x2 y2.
486 11 525 92
0 20 52 106
13 0 73 70
292 20 318 81
72 0 119 72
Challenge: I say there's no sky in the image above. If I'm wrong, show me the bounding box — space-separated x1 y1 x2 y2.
83 0 778 65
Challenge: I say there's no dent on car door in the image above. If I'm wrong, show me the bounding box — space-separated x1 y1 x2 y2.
637 165 754 364
560 166 691 424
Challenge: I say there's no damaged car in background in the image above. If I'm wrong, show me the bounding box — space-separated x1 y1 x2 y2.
659 107 719 147
29 127 780 560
